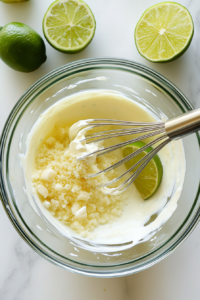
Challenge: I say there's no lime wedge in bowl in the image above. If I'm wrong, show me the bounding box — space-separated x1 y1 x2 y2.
135 2 194 62
43 0 96 53
123 141 163 200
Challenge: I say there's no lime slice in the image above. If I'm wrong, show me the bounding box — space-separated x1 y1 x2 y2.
123 141 163 200
135 2 194 62
43 0 96 53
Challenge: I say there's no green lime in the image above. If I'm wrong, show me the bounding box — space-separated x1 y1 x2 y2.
0 22 47 72
135 2 194 62
0 0 29 2
43 0 96 53
123 141 163 200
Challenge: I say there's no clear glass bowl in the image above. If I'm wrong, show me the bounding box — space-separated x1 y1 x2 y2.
0 58 200 277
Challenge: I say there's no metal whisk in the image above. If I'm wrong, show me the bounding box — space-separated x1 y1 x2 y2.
73 108 200 194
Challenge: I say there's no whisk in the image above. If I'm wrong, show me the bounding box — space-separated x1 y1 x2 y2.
73 109 200 194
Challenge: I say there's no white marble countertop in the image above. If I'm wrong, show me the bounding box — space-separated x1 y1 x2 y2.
0 0 200 299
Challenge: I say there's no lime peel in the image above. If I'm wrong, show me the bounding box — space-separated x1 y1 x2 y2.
0 22 46 72
0 0 29 2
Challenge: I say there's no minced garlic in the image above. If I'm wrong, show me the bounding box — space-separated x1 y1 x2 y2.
32 125 125 237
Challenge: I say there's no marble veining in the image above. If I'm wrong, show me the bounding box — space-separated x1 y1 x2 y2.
0 239 39 300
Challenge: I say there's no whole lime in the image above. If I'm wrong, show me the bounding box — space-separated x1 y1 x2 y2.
0 0 29 3
0 22 47 72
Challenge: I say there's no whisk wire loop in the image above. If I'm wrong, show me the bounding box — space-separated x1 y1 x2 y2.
88 134 167 178
114 138 170 194
84 125 165 142
72 110 200 194
77 128 166 160
98 137 169 191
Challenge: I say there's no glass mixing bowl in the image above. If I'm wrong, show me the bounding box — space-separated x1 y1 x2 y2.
0 58 200 277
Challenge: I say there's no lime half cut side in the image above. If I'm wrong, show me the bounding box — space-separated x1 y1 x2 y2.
43 0 96 53
123 141 163 200
135 2 194 62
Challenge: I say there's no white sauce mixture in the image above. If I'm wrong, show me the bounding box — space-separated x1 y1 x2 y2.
22 90 186 248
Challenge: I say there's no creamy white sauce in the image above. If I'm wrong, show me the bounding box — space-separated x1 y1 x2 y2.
69 126 103 165
22 90 186 249
69 119 93 140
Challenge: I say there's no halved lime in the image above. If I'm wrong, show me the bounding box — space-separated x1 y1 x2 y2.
135 2 194 62
123 141 163 200
43 0 96 53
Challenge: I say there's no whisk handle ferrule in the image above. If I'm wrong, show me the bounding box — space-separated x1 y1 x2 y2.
165 108 200 139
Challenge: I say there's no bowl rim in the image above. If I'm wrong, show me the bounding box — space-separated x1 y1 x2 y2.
0 57 200 277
